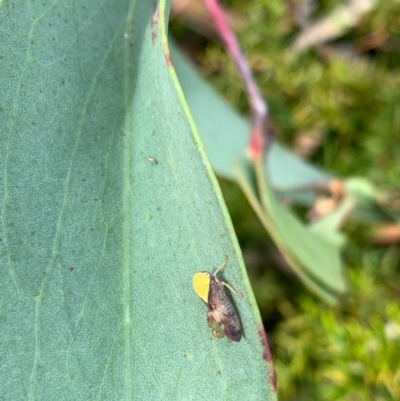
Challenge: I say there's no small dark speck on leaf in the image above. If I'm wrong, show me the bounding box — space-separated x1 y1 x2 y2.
94 198 98 202
82 178 86 181
69 266 74 271
146 156 158 165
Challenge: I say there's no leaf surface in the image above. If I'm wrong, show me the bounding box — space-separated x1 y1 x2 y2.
0 0 275 399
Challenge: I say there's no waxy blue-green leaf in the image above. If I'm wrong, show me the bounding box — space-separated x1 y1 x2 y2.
0 0 275 399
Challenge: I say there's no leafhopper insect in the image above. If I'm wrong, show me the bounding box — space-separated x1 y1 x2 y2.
193 256 242 342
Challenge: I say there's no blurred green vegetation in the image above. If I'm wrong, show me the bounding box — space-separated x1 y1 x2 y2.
171 0 400 399
220 178 400 400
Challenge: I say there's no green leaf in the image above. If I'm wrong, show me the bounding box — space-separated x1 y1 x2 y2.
233 155 346 304
1 0 275 399
309 199 352 248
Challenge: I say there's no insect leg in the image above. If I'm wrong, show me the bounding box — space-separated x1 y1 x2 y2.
213 255 229 277
221 281 243 296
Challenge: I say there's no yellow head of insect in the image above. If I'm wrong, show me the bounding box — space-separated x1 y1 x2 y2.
192 272 211 303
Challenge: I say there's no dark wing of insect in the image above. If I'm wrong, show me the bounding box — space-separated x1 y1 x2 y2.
207 277 242 342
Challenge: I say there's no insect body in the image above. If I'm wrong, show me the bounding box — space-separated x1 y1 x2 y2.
192 256 242 342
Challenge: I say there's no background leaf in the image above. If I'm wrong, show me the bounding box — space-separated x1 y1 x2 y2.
171 43 330 206
0 0 275 399
233 155 345 304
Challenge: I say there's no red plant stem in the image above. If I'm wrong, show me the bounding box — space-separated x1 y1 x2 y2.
202 0 271 160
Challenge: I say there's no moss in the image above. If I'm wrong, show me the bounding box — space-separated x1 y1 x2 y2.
272 260 400 400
